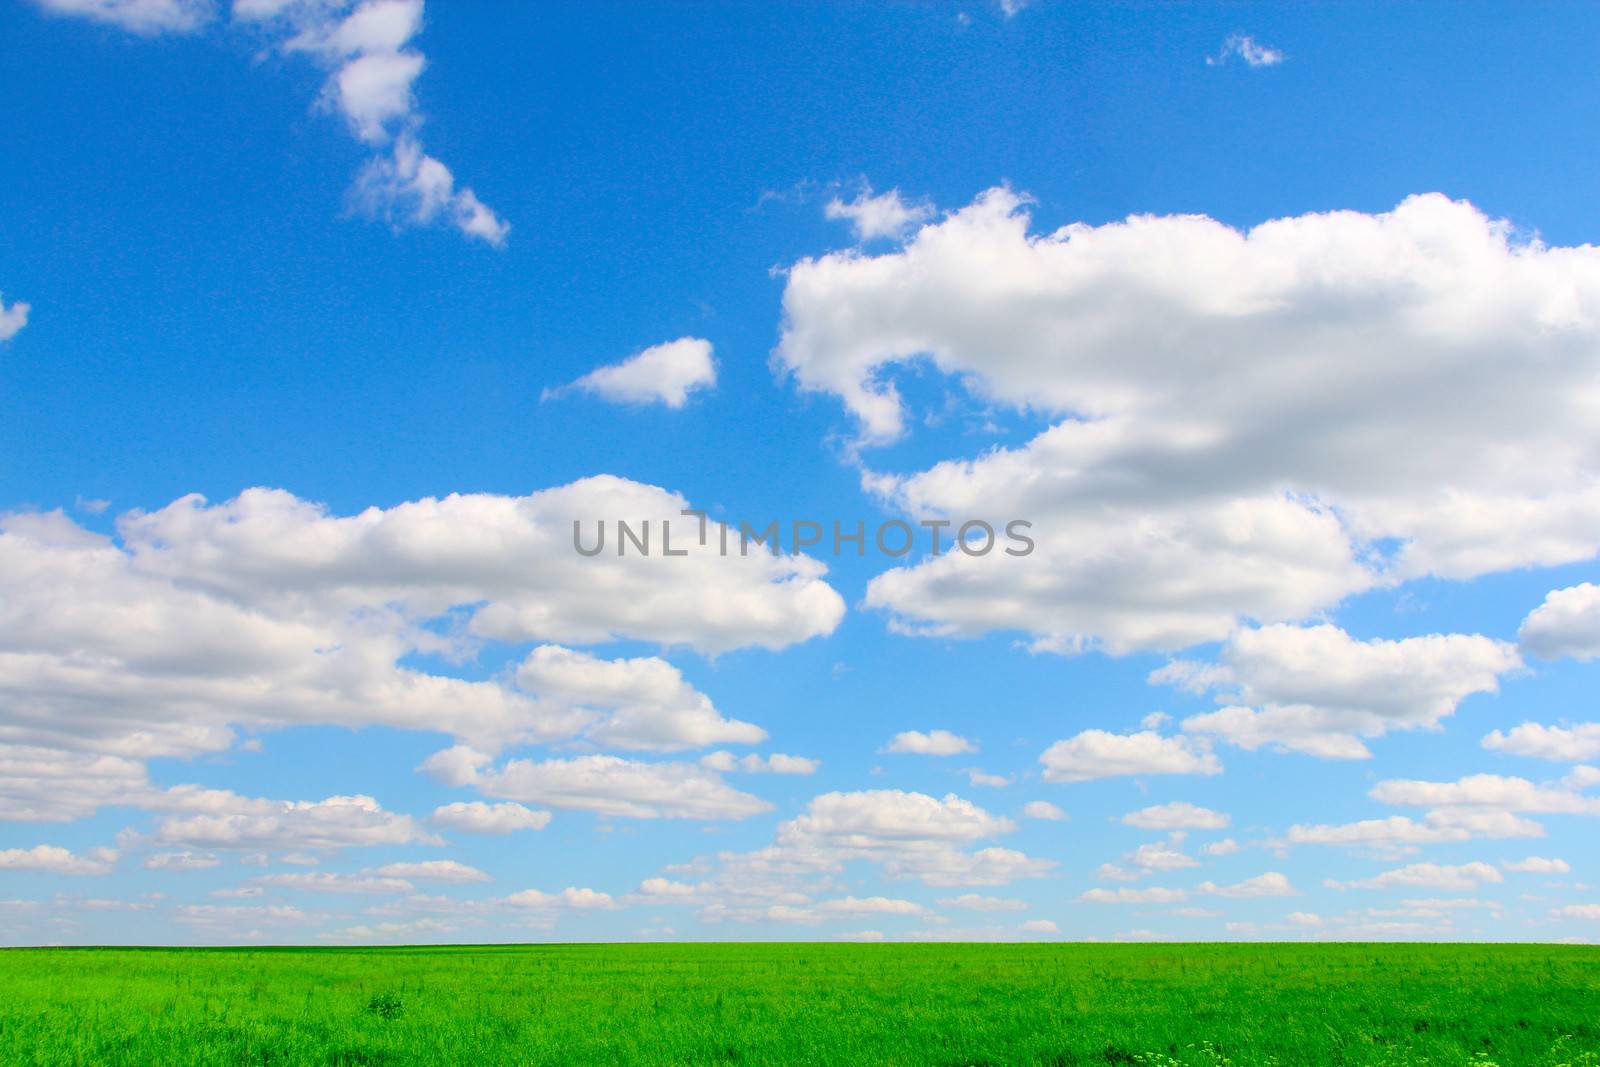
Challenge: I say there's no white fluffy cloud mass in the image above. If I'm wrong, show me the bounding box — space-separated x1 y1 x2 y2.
434 753 772 821
884 730 975 756
1039 729 1221 782
0 293 29 342
824 187 933 242
548 338 717 409
0 844 119 875
30 0 507 244
32 0 210 34
1518 584 1600 660
1159 624 1521 759
1483 722 1600 763
429 801 551 834
1122 802 1229 831
778 191 1600 654
0 478 842 826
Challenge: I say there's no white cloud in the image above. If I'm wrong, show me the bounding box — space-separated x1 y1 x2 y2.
504 886 618 911
938 893 1027 912
884 730 976 756
1125 842 1198 873
1484 721 1600 763
782 790 1013 846
1287 810 1544 850
965 770 1011 788
1020 918 1057 933
1554 904 1600 921
546 338 717 409
143 851 220 871
1501 856 1571 874
824 187 934 242
1519 584 1600 660
1079 886 1188 904
33 0 507 244
1021 800 1065 821
451 753 772 821
257 872 414 894
815 896 928 917
1329 861 1503 892
1165 624 1521 759
1286 911 1322 927
702 789 1053 892
699 752 820 775
1039 730 1221 783
1369 773 1600 816
779 191 1600 654
1202 838 1240 857
1122 802 1229 831
350 133 509 246
1197 872 1297 898
430 801 551 834
0 293 29 342
1206 34 1285 68
31 0 210 34
372 860 490 883
175 903 315 934
516 644 764 752
0 479 843 822
0 844 118 875
149 793 435 851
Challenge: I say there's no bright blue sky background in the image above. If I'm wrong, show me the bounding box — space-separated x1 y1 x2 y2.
3 1 1599 945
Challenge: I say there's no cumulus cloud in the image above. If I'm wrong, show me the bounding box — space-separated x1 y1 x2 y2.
1328 861 1503 892
30 0 210 34
824 186 934 242
884 730 976 756
29 0 507 244
1021 800 1065 821
504 886 618 911
371 859 490 883
1286 810 1545 852
545 338 717 409
0 293 29 342
699 752 820 775
699 789 1055 892
1122 802 1229 831
779 191 1600 653
440 753 772 821
1502 856 1570 874
938 893 1027 912
1163 624 1521 759
148 793 435 852
1197 872 1297 898
1039 729 1221 783
256 871 415 895
1519 584 1600 660
1369 773 1600 816
1079 886 1188 904
1483 722 1600 763
0 844 119 875
1206 34 1284 68
0 479 842 823
429 801 551 834
516 644 764 752
143 851 220 871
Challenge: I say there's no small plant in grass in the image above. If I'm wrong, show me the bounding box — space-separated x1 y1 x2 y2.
363 991 403 1020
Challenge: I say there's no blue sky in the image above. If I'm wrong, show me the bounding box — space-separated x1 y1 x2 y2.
3 0 1600 945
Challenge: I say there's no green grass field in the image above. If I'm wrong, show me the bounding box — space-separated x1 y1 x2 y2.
1 943 1596 1066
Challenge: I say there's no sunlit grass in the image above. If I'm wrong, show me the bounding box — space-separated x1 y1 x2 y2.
1 942 1596 1065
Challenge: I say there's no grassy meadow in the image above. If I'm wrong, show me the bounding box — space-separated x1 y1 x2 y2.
0 942 1596 1066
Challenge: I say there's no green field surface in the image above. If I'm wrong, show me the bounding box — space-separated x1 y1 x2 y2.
1 942 1597 1066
